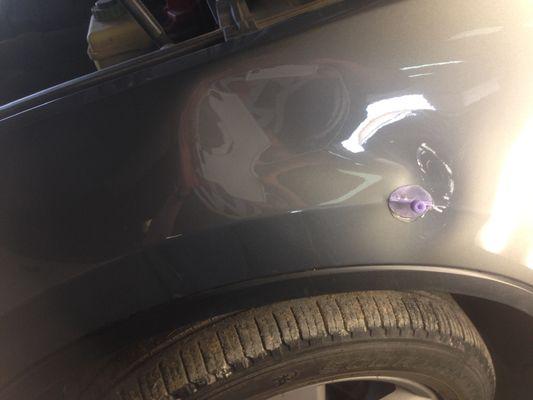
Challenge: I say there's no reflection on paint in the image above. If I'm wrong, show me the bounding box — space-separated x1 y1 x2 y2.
448 26 503 41
478 118 533 269
246 64 319 80
416 142 454 212
319 169 382 206
526 250 533 269
462 80 500 106
408 73 434 78
342 95 435 153
400 61 464 71
200 90 270 202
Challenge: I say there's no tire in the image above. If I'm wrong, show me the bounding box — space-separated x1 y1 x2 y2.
85 291 495 400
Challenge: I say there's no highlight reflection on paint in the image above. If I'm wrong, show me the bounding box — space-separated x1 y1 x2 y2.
478 118 533 269
342 94 435 153
400 61 464 71
448 26 502 41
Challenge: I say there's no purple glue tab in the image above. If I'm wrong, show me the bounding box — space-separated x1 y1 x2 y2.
388 185 434 222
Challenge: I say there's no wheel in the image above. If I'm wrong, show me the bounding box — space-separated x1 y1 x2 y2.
84 291 495 400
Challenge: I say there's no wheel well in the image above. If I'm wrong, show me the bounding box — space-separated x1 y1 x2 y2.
454 294 533 400
2 289 532 400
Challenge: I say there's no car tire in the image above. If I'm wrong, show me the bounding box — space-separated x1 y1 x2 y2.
86 291 495 400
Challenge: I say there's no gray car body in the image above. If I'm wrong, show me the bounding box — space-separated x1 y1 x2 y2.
0 0 532 394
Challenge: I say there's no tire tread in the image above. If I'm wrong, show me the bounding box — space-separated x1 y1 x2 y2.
95 291 494 400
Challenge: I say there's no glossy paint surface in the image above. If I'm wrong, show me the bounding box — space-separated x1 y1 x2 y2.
0 0 533 391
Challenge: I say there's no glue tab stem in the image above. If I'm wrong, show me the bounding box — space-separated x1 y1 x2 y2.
388 185 434 222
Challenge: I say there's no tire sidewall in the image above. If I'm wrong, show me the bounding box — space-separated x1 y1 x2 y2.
194 339 488 400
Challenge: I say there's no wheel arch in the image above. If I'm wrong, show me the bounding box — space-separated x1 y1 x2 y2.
2 263 532 400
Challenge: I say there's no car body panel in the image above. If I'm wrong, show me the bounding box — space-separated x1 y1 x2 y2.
0 0 532 391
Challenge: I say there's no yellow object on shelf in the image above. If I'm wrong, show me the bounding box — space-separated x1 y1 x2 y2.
87 11 153 69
